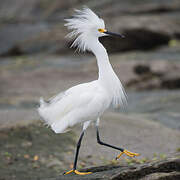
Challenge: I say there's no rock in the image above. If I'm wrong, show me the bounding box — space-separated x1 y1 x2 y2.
133 64 151 75
0 0 180 56
127 77 162 90
46 155 180 180
46 158 63 168
126 60 180 90
161 73 180 89
100 29 170 53
140 172 180 180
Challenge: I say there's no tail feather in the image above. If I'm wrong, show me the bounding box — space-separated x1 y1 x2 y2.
38 97 71 133
38 97 50 125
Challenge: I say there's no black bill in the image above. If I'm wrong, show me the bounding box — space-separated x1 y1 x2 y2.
104 31 125 38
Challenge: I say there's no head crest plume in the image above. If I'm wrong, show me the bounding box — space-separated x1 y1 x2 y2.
64 7 105 52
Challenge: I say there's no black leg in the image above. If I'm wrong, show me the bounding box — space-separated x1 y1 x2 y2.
96 127 124 152
63 130 92 175
73 131 84 170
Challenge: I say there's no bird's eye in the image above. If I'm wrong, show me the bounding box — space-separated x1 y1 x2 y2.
98 29 106 33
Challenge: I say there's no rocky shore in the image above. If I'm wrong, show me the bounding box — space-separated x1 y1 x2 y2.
0 1 180 180
47 155 180 180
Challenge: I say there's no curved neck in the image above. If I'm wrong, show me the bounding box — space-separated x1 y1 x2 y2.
90 38 116 82
88 38 126 108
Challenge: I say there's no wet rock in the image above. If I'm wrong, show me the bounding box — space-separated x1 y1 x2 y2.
126 63 159 90
126 61 180 90
161 73 180 89
100 29 170 53
47 155 180 180
174 32 180 39
133 64 151 75
3 46 23 56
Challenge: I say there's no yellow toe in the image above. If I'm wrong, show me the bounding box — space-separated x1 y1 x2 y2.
116 151 124 160
116 149 140 160
124 150 140 157
63 169 92 175
63 169 74 175
74 170 92 175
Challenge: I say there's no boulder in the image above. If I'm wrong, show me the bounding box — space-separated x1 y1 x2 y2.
46 155 180 180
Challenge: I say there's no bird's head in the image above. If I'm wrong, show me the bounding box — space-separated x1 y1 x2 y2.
65 7 124 52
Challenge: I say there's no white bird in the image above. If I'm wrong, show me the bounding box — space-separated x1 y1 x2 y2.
38 7 139 175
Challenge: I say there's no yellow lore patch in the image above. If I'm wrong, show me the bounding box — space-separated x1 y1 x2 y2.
98 28 106 33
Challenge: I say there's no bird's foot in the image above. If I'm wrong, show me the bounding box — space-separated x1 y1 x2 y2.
63 169 92 175
116 149 140 160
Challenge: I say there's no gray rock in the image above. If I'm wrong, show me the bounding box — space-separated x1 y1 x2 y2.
161 73 180 89
0 0 180 56
126 61 180 90
100 29 170 53
45 155 180 180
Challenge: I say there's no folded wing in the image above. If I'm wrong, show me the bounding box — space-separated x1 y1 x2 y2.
38 81 108 133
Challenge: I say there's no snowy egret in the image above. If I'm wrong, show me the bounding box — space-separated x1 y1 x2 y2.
38 7 139 175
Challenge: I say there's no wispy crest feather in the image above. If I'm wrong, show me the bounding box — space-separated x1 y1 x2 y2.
64 7 105 52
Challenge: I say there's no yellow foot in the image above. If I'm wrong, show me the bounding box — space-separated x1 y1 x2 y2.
63 169 92 175
116 149 140 160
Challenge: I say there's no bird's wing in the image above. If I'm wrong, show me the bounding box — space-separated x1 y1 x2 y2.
47 81 97 105
38 81 108 133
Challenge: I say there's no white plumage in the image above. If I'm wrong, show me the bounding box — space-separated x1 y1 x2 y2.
65 7 105 51
38 7 127 134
